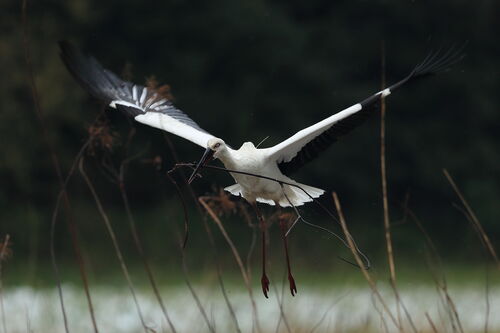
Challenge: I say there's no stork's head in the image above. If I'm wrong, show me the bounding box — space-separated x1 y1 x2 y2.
188 137 226 184
207 138 227 158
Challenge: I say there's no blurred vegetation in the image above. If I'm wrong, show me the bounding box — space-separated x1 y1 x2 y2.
0 0 499 273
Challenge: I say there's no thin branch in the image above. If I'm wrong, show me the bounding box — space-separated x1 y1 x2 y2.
332 192 400 330
79 158 150 333
165 172 190 249
197 203 242 333
380 43 405 332
0 235 10 333
96 124 179 333
164 173 217 333
198 197 261 333
309 292 350 333
380 40 397 286
279 184 370 270
179 248 216 333
21 1 97 330
371 292 390 333
49 192 69 333
240 205 258 279
118 179 178 333
50 139 93 333
484 264 491 333
174 162 371 269
425 312 439 333
255 136 270 148
272 282 292 333
408 207 464 333
443 169 500 269
165 139 247 333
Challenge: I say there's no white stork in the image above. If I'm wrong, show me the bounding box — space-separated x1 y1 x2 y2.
59 41 462 297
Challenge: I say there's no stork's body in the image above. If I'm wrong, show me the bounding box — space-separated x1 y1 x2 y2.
211 141 324 206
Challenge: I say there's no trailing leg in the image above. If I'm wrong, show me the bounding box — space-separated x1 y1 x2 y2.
279 216 297 296
252 203 270 298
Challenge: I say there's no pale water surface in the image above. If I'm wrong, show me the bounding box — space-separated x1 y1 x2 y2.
2 284 499 332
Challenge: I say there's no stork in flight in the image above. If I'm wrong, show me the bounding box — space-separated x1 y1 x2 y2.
59 41 461 297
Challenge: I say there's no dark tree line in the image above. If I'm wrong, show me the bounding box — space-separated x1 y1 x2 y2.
1 0 498 263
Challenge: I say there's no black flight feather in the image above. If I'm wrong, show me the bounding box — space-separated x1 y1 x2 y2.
278 46 464 176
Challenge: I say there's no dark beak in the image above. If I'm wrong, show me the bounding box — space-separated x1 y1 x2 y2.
188 147 215 184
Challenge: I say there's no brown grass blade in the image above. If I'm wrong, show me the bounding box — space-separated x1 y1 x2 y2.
380 40 397 284
21 1 98 330
118 180 178 333
443 169 500 269
0 235 10 333
332 192 400 330
79 158 149 333
198 197 262 333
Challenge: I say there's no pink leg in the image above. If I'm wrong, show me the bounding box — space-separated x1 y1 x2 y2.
253 203 270 298
279 217 297 296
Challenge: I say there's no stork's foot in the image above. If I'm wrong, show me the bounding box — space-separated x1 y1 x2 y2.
261 273 270 298
288 274 297 296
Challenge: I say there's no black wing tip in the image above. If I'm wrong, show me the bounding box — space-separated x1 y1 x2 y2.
58 40 82 64
412 42 467 78
58 40 88 77
387 42 466 92
58 40 119 103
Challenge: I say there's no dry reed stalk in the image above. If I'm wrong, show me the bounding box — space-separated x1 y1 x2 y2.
332 192 401 330
443 169 500 269
0 235 10 333
49 192 70 332
79 158 150 333
272 280 292 333
371 292 390 333
215 264 242 333
379 43 406 332
240 205 258 278
164 134 204 217
484 267 491 333
118 179 178 333
407 208 465 333
309 294 346 333
94 124 179 332
21 1 97 330
441 285 465 333
197 202 242 333
50 138 94 333
442 170 496 331
176 162 371 269
199 197 262 333
380 41 397 284
425 312 439 333
164 131 243 331
179 245 216 333
165 173 225 333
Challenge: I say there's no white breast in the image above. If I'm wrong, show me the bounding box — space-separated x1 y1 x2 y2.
220 143 286 202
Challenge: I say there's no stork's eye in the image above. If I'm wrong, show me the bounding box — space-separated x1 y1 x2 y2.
214 143 221 149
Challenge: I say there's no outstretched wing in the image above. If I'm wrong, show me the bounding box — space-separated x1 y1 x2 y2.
265 47 464 175
59 41 215 148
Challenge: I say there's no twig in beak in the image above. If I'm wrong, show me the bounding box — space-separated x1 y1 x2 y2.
188 147 214 184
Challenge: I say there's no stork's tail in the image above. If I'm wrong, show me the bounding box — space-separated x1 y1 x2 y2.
224 183 324 207
278 183 324 207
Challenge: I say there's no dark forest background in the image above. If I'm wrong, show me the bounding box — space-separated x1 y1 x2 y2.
1 0 498 276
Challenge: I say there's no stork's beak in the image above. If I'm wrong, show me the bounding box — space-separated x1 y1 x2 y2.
188 147 215 184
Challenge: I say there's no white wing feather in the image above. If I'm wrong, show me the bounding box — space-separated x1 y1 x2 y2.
135 112 214 148
264 103 363 163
